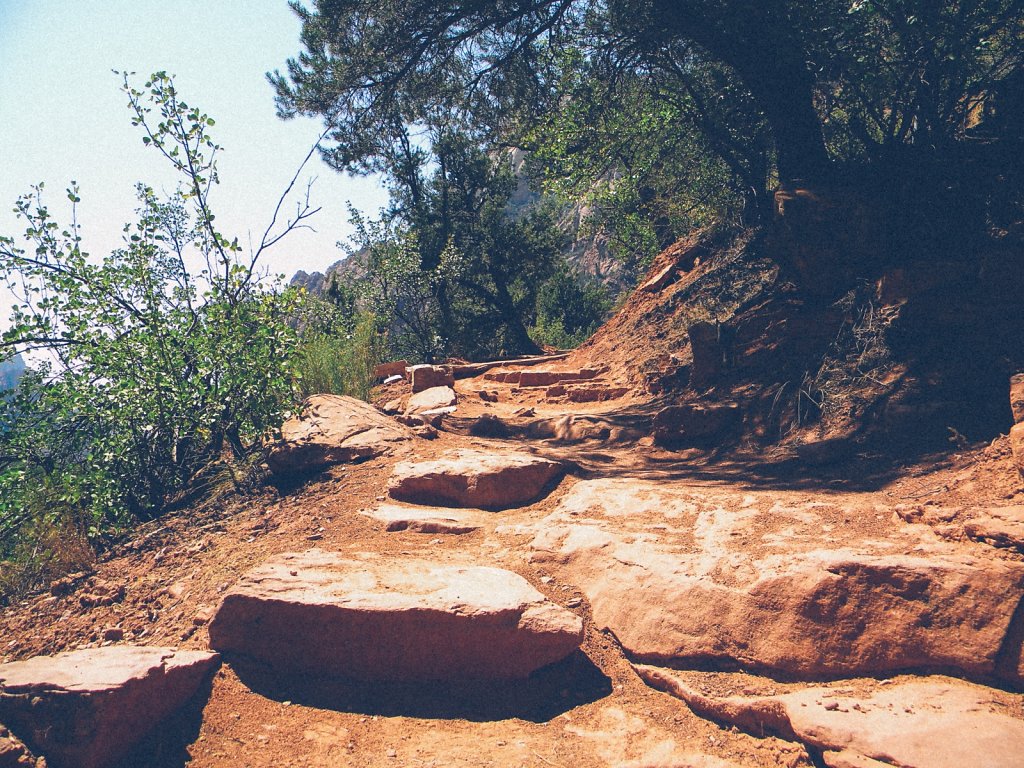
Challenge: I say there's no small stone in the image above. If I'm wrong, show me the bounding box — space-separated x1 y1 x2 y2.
102 627 124 642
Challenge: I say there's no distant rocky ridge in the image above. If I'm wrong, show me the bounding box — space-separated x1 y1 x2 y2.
0 354 25 390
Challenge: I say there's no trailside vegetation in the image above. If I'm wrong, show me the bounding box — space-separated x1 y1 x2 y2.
0 73 314 596
272 0 1022 260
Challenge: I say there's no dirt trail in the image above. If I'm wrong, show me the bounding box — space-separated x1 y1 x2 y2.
3 359 1023 767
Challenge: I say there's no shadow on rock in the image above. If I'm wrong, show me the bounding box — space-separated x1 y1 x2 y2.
109 674 214 768
229 650 612 723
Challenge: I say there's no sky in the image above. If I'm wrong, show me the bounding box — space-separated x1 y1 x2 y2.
0 0 389 329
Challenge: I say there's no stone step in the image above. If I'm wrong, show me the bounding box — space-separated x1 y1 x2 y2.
208 550 583 681
388 449 564 509
484 368 600 387
0 646 219 768
528 478 1024 685
362 504 483 534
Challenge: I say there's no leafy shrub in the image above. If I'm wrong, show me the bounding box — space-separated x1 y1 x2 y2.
0 73 313 596
530 266 611 349
293 308 383 401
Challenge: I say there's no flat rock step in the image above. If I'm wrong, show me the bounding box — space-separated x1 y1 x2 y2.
0 646 219 768
208 550 583 681
528 478 1024 684
363 504 483 534
637 666 1024 768
388 449 564 509
266 394 412 475
484 368 599 387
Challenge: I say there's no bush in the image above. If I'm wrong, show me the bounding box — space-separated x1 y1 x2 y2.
0 73 313 596
530 267 611 349
293 311 383 401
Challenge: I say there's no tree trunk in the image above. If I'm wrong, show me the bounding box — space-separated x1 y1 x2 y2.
649 0 831 183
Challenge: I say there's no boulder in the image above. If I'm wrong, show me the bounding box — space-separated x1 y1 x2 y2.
637 667 1024 768
653 402 741 446
468 414 510 438
266 395 411 474
407 365 454 393
363 504 482 534
0 646 219 768
388 449 564 509
208 550 582 681
528 479 1024 684
405 386 457 415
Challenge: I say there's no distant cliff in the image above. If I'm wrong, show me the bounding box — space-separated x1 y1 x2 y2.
0 354 25 390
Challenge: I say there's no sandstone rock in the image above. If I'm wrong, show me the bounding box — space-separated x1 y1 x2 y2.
964 507 1024 552
637 667 1024 768
208 550 582 681
0 646 219 768
388 450 564 509
528 479 1024 683
566 385 629 403
373 360 410 380
364 505 482 534
407 365 454 393
266 395 411 474
517 369 598 388
478 389 499 403
1010 373 1024 423
381 398 404 414
405 386 457 415
0 724 35 768
1011 422 1024 478
483 370 520 384
526 415 613 443
653 402 741 446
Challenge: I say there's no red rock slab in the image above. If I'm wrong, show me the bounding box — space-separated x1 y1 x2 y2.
529 479 1024 684
266 394 412 474
0 646 219 768
405 385 457 415
407 364 454 393
388 449 563 509
373 359 410 380
363 505 482 534
208 550 583 681
637 667 1024 768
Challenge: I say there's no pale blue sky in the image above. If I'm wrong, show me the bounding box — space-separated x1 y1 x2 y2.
0 0 388 326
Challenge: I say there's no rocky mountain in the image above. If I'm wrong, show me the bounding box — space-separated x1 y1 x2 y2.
0 354 25 390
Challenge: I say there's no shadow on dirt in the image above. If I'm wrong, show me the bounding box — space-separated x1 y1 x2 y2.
230 650 612 723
